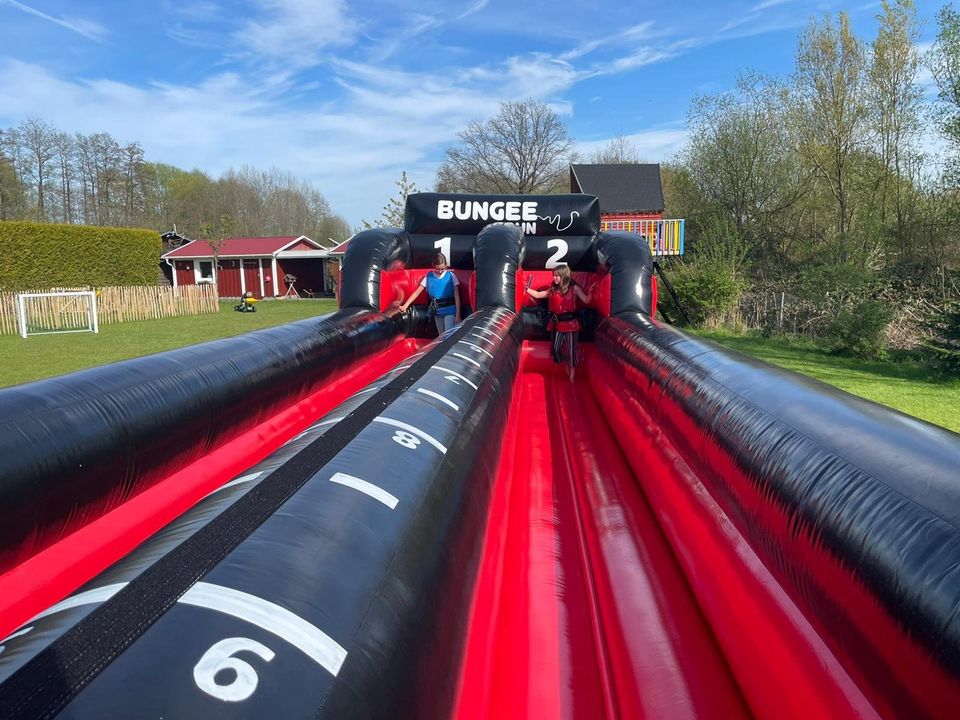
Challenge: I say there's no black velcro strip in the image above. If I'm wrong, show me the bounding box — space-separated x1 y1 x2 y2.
0 318 477 720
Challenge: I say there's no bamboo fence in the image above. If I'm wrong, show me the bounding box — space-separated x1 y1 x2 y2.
0 284 220 336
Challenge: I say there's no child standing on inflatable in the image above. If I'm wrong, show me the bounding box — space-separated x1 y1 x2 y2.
399 253 462 334
526 264 591 382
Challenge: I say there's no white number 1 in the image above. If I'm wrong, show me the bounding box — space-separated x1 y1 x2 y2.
434 237 451 261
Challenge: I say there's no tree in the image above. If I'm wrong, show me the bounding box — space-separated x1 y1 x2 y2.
589 133 645 164
18 118 56 221
791 13 870 236
435 99 574 194
377 171 417 227
51 131 76 224
0 129 26 220
930 3 960 178
869 0 923 235
684 73 808 263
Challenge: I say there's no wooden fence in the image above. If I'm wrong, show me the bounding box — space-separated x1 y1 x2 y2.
0 284 220 335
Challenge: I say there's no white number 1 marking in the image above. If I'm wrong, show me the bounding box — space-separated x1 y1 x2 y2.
434 237 451 261
329 472 399 509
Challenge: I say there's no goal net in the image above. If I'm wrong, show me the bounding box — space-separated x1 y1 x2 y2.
17 291 99 338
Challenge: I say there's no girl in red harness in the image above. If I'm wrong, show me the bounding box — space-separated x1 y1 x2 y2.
526 264 592 382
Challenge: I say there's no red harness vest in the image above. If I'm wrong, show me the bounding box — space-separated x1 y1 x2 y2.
548 287 579 332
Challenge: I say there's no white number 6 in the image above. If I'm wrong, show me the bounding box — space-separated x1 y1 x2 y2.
545 238 568 268
194 637 275 702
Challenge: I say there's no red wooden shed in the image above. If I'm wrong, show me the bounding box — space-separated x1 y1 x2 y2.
161 236 334 298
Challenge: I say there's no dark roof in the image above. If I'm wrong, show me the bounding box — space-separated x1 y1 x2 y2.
569 164 664 214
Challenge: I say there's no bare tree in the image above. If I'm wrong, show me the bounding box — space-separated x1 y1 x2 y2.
18 118 56 221
51 131 76 223
121 142 145 226
436 99 574 194
791 13 870 236
589 133 645 164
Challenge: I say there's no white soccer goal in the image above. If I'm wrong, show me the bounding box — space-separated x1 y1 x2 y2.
17 291 99 339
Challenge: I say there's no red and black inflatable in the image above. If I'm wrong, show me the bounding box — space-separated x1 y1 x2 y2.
0 193 958 719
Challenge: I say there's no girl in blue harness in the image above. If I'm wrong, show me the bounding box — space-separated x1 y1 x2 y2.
399 253 461 334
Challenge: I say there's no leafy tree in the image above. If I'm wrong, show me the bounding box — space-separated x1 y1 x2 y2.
930 3 960 179
924 301 960 371
684 73 808 264
0 130 26 221
435 99 574 194
378 171 418 227
869 0 923 236
791 13 870 236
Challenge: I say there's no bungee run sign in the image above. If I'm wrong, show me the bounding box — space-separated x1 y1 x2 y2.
0 193 958 719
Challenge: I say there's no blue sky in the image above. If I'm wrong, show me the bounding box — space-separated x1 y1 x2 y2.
0 0 945 227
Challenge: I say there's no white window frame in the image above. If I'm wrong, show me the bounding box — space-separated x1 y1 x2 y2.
195 259 215 284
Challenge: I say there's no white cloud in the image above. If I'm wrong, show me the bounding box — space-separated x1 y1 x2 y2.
750 0 795 11
235 0 357 67
0 0 106 42
0 6 703 226
455 0 489 21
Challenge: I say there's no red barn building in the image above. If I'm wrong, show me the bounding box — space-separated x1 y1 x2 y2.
162 236 334 298
570 163 684 255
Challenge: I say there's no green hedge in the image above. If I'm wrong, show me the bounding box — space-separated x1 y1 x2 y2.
0 221 160 291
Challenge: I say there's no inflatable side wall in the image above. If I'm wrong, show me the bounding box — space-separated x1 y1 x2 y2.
592 314 960 718
0 309 522 720
0 309 402 571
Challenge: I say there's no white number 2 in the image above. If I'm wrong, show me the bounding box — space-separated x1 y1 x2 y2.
194 637 275 702
545 239 568 268
434 237 451 261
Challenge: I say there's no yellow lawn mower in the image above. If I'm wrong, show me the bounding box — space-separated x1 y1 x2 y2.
234 292 258 312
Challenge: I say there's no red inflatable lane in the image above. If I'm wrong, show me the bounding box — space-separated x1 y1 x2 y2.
553 378 749 719
457 344 748 719
588 349 879 719
455 350 607 719
0 339 422 641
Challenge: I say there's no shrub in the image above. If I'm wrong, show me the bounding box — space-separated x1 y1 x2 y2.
663 259 744 327
0 221 160 290
824 299 892 359
923 302 960 372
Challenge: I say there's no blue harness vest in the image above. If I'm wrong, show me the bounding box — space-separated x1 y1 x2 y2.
425 271 457 316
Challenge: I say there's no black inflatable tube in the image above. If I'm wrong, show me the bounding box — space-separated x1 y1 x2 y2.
0 308 522 719
593 230 655 316
473 222 524 310
0 309 402 569
339 228 411 311
594 313 960 708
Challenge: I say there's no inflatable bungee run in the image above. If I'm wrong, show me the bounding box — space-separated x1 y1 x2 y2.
1 194 959 719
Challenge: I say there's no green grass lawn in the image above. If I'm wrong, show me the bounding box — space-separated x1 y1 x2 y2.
696 330 960 434
0 299 338 389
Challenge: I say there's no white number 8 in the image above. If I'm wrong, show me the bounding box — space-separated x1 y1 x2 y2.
392 430 421 449
194 637 275 702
